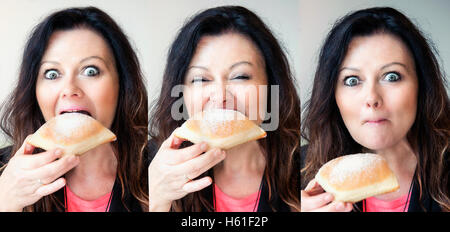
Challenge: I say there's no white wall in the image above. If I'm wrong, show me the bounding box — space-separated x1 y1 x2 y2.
298 0 450 109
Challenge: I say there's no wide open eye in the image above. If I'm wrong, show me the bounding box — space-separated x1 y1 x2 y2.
44 69 60 80
383 72 401 82
83 66 100 77
343 76 360 87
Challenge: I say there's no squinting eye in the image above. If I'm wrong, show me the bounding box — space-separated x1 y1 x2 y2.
83 66 99 76
232 75 250 80
343 76 360 86
191 77 209 83
44 70 60 80
384 72 401 82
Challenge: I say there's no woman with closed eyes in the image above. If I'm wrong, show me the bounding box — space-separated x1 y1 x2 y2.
148 6 300 212
0 7 148 212
300 7 449 212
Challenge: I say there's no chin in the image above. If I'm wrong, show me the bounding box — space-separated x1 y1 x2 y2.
355 136 396 152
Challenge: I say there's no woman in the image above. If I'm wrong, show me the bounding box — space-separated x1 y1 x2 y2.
0 7 148 212
301 7 449 212
148 6 300 212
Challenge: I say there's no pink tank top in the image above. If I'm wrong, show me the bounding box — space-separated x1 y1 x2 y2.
213 184 261 212
65 186 112 212
364 193 411 212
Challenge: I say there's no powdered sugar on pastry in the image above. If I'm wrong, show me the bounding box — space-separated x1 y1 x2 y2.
328 153 382 185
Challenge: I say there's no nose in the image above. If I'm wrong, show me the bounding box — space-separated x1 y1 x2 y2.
207 83 233 109
365 83 382 109
60 76 83 99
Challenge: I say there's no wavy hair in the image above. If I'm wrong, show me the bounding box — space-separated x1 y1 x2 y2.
301 7 450 211
149 5 300 211
0 7 148 211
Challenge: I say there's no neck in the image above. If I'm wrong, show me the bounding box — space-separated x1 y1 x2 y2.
65 143 117 199
366 139 417 175
213 141 265 198
215 141 266 175
365 139 417 200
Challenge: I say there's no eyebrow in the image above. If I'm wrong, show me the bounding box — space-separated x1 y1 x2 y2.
339 62 408 73
229 61 253 70
380 62 407 70
79 56 108 65
40 56 108 66
187 61 253 72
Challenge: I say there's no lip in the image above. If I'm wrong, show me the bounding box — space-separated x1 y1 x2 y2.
58 107 92 117
363 118 388 125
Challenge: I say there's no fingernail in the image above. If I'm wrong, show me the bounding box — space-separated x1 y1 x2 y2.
201 142 208 151
324 194 333 202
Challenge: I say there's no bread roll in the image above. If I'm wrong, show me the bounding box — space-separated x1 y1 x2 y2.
27 113 116 156
173 109 266 150
315 153 399 203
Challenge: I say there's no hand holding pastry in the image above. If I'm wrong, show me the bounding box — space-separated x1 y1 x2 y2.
148 131 226 212
0 137 80 211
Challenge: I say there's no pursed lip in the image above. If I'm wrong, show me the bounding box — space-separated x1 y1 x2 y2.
363 118 388 125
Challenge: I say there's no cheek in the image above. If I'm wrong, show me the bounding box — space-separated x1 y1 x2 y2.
36 82 57 120
389 88 418 130
183 86 208 117
90 79 119 126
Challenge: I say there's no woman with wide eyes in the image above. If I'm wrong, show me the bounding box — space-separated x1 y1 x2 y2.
0 7 148 212
300 7 449 212
148 6 300 212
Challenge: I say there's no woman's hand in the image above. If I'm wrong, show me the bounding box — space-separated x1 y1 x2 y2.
148 130 226 212
301 179 353 212
0 137 80 211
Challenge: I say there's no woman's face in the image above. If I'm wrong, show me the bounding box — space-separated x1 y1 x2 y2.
335 33 418 151
36 28 119 129
183 32 268 125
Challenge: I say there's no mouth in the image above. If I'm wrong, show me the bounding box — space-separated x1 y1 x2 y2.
364 118 388 125
60 109 92 117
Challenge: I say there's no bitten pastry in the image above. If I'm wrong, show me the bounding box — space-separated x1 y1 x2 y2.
173 109 266 150
315 153 399 203
27 113 116 156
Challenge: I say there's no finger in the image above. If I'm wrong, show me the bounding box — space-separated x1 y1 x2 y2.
15 135 34 155
35 177 66 196
21 148 64 170
301 191 334 211
176 148 225 179
171 136 185 149
160 129 184 150
304 178 318 191
182 176 212 193
304 178 327 196
311 201 353 212
30 155 80 184
169 142 209 165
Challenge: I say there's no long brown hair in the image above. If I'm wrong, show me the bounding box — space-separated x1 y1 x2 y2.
0 7 148 211
149 6 300 211
301 7 450 211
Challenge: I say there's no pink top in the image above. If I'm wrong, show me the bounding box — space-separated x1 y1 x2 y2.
65 186 112 212
364 193 411 212
214 184 261 212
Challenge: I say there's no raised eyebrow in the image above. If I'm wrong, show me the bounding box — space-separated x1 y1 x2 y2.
380 62 407 70
40 60 60 66
339 67 360 73
79 56 108 65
